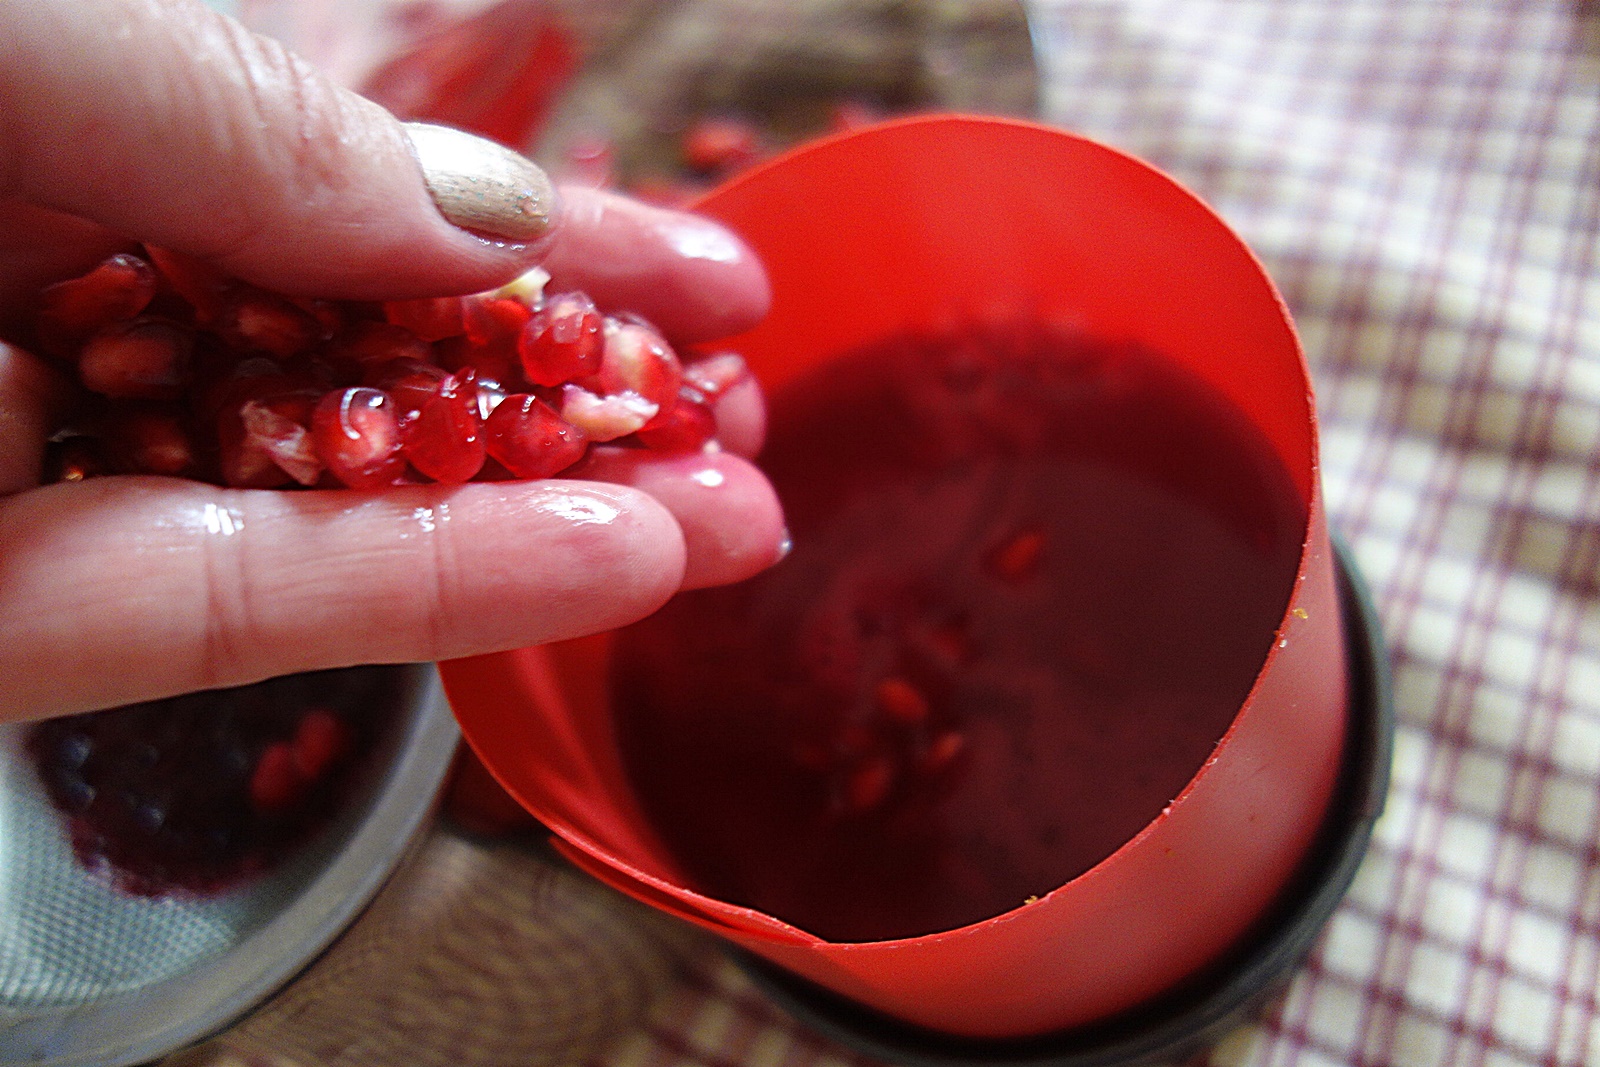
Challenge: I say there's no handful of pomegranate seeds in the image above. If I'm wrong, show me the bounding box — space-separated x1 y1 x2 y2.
32 249 752 489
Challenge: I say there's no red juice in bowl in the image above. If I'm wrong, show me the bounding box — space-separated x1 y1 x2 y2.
609 318 1306 943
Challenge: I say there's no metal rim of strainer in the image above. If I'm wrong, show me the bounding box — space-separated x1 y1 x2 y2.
0 663 458 1067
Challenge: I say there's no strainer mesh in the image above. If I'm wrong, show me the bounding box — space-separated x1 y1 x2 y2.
0 728 255 1016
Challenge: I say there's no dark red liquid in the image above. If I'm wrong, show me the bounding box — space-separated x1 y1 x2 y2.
611 322 1307 942
27 666 402 898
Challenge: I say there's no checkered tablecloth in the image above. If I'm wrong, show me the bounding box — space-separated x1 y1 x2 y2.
180 2 1600 1066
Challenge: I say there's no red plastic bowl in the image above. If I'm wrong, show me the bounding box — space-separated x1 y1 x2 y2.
440 115 1350 1039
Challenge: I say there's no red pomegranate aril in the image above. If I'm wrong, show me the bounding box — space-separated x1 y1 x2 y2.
291 709 352 781
331 320 433 371
47 435 110 482
918 731 968 776
369 357 450 414
435 295 529 385
842 755 896 814
35 253 158 356
681 116 764 174
559 383 657 441
519 291 603 386
874 677 930 726
290 297 346 339
383 295 466 342
145 245 233 324
78 318 193 400
682 351 752 401
483 393 587 479
401 370 486 483
215 288 324 359
586 318 682 410
249 742 307 814
443 330 529 386
202 363 317 426
311 387 408 489
105 409 196 476
987 527 1046 582
217 390 318 488
476 376 509 419
463 294 532 346
242 401 322 486
635 393 715 452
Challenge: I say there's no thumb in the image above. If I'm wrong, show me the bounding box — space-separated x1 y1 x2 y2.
0 0 556 300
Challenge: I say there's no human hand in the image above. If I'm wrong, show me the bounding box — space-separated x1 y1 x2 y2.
0 0 788 722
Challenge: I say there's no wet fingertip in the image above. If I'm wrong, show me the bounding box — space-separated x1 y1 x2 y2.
570 449 787 592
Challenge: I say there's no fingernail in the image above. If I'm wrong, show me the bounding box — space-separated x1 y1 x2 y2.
404 122 559 242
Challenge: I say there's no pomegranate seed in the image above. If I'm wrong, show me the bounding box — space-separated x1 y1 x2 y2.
681 352 752 401
476 376 508 419
78 319 193 400
369 357 450 415
518 290 603 386
384 295 466 341
216 382 320 488
681 116 764 174
558 383 657 441
291 709 352 781
249 742 306 814
215 288 324 359
330 320 433 371
104 409 196 476
290 297 346 339
47 435 109 482
987 527 1046 582
240 400 323 486
196 354 289 417
918 731 968 776
311 387 408 489
874 677 929 726
434 295 529 384
635 395 716 452
463 294 532 346
483 394 587 479
35 253 158 356
843 755 896 813
145 245 233 323
401 370 486 483
585 318 682 410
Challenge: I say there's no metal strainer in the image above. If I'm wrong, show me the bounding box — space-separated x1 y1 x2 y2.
0 663 458 1067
